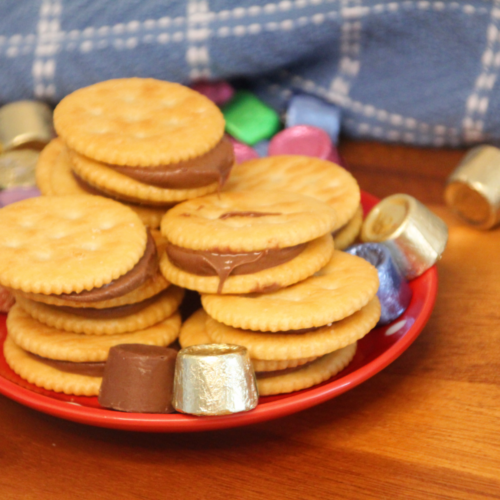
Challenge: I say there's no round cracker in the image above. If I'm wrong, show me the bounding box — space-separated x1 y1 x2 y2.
54 78 225 166
161 190 337 251
334 205 363 250
7 303 181 361
14 286 184 335
206 297 380 360
36 139 168 228
225 155 360 230
0 195 147 295
160 234 334 294
202 250 379 331
179 308 317 371
70 149 220 204
4 336 101 396
257 343 357 396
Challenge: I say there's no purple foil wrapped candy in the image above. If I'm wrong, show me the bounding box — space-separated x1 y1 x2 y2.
0 186 40 207
346 243 412 326
253 139 269 157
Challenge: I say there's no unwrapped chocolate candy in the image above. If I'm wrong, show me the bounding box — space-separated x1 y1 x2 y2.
98 344 177 413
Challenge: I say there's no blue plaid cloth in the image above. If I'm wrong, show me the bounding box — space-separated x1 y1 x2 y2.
0 0 498 147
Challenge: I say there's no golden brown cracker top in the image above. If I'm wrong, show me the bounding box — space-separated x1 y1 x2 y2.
54 78 225 166
0 195 147 295
224 155 360 230
202 250 379 331
161 190 337 251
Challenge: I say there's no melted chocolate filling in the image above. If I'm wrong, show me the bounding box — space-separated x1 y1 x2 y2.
108 136 234 189
166 242 307 293
56 230 158 303
28 342 178 379
29 353 106 377
55 291 162 319
73 173 175 208
219 211 281 219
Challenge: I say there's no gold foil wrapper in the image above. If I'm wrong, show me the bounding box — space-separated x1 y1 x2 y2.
0 150 39 189
173 344 259 416
361 194 448 280
0 100 54 152
444 145 500 229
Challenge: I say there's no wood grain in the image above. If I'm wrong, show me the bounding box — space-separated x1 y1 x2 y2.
1 139 499 500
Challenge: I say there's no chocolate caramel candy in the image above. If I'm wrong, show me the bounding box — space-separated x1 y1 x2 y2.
98 344 177 413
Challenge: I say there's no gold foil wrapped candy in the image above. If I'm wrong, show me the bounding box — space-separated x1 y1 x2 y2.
173 344 259 416
444 145 500 230
0 100 54 152
0 150 39 189
361 194 448 280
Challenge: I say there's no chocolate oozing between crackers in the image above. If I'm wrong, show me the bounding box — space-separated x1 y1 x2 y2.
72 173 176 207
166 242 307 294
56 230 158 303
106 136 234 189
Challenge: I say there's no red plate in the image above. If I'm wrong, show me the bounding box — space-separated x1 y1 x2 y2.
0 192 438 432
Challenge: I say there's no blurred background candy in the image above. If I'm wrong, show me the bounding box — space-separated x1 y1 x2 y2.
222 90 281 146
0 101 54 153
285 94 341 145
191 81 234 106
227 136 259 164
0 186 41 207
268 125 341 164
252 140 270 158
444 145 500 230
0 150 39 191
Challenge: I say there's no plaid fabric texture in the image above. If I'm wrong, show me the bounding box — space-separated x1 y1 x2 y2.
0 0 498 147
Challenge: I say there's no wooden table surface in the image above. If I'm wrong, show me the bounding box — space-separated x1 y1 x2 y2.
1 140 499 500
